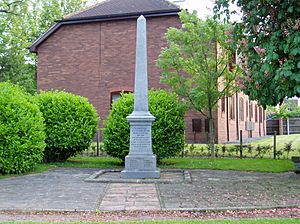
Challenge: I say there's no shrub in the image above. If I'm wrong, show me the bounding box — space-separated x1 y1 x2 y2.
283 141 294 159
0 82 45 174
103 90 185 162
221 145 226 156
254 144 272 159
37 90 99 162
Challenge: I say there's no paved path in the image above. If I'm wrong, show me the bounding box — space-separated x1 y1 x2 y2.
159 170 300 210
0 169 105 211
99 183 160 211
0 168 299 211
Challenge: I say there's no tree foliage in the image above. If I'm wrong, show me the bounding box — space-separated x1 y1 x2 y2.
156 10 239 159
214 0 300 107
268 98 300 118
0 0 22 14
0 0 87 93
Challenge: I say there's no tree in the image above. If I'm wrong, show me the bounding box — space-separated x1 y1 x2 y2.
0 0 36 93
267 98 300 135
0 0 87 93
156 10 239 159
214 0 300 107
0 0 23 14
269 98 300 117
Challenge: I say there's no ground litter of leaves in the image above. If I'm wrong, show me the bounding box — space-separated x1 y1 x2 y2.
0 207 299 222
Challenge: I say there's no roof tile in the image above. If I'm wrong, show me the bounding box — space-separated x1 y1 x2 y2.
64 0 179 20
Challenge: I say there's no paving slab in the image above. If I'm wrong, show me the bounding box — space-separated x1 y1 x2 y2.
158 170 300 210
85 169 191 183
0 168 299 212
0 168 107 211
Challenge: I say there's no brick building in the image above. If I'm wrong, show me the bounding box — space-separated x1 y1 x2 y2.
30 0 266 143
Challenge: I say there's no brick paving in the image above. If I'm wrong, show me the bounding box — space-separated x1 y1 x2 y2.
0 168 299 212
99 183 160 211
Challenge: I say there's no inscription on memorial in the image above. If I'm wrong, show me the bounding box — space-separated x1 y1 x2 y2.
128 158 139 170
128 157 155 170
143 159 154 170
130 126 151 152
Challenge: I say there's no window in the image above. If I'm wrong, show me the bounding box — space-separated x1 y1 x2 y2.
221 97 225 113
239 97 244 121
255 105 258 122
259 107 263 123
246 100 248 118
205 119 209 132
250 103 253 118
110 91 131 107
229 95 235 119
192 119 202 132
111 92 121 102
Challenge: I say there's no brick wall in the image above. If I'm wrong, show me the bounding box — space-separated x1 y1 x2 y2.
36 15 266 143
217 92 266 143
37 15 187 138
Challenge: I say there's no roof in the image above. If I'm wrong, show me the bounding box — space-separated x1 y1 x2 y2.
29 0 180 52
64 0 179 21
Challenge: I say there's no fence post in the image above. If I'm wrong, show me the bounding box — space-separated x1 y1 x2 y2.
96 130 100 157
273 131 277 159
239 130 243 159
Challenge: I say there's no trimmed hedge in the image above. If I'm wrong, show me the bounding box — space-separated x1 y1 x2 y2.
0 82 45 174
37 90 99 162
103 90 185 162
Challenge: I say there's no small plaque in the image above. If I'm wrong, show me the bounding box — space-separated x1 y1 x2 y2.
128 158 139 170
130 125 151 153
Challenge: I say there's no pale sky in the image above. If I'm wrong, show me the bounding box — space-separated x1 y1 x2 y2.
173 0 241 21
174 0 215 18
87 0 241 21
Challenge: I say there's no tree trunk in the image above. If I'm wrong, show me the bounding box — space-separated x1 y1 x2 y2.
287 117 290 135
209 107 215 160
279 117 284 135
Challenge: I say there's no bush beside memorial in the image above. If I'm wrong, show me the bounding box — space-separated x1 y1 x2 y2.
0 82 45 174
37 90 99 162
103 90 185 162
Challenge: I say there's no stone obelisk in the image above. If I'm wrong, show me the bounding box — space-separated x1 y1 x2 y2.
121 15 160 179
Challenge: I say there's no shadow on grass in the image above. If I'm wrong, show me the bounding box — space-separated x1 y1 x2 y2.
0 156 124 180
52 156 124 168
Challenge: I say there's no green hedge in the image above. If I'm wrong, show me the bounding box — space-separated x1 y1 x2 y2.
0 82 45 174
37 90 99 162
103 90 185 162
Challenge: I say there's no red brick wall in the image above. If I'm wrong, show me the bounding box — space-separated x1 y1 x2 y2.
36 15 184 136
36 15 266 143
185 111 219 144
217 92 266 143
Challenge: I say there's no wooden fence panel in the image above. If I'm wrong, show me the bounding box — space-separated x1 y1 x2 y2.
267 118 300 135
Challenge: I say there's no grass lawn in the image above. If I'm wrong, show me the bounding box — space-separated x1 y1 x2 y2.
160 157 293 172
4 218 300 223
0 156 293 180
38 156 295 173
252 134 300 151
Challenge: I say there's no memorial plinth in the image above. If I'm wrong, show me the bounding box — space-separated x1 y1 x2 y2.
121 15 160 179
